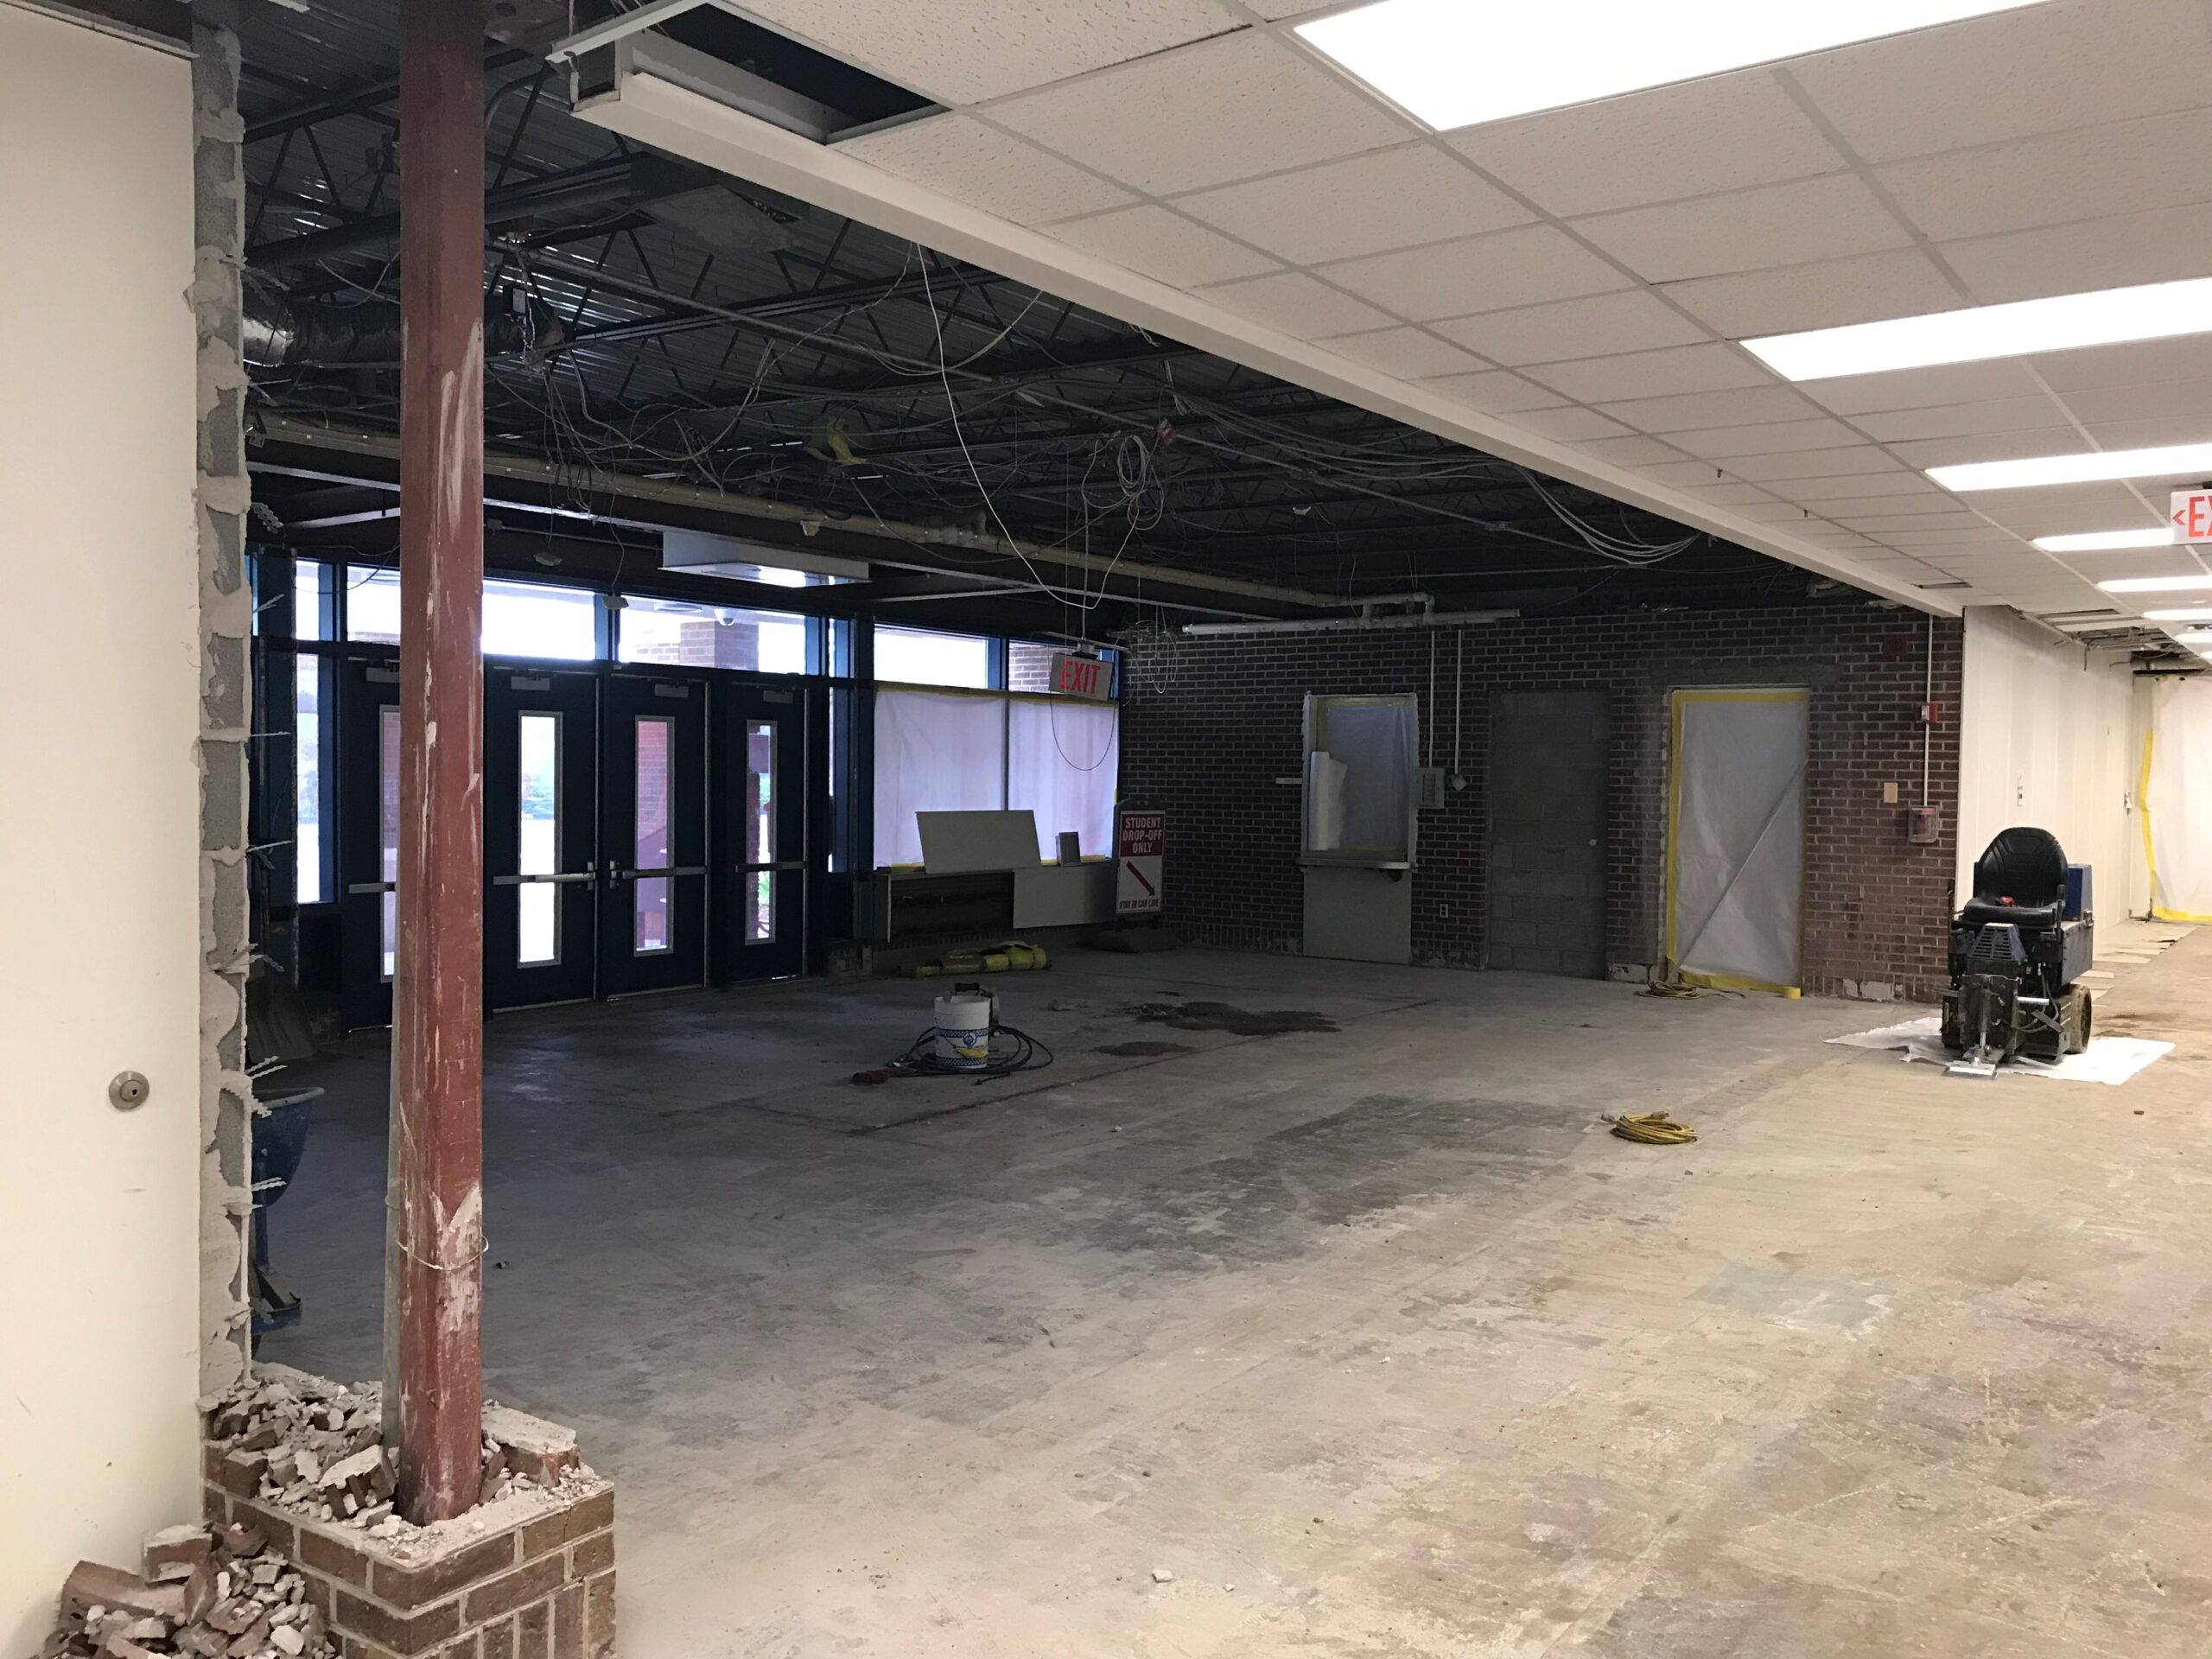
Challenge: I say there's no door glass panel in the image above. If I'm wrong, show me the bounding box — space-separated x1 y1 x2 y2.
745 720 776 944
518 713 559 966
379 706 401 979
635 715 672 954
296 656 325 904
746 721 775 865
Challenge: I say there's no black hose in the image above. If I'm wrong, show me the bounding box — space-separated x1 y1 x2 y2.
865 1025 1056 1082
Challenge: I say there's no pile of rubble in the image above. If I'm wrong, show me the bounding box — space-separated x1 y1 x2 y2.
40 1522 333 1659
207 1365 589 1555
211 1368 577 1540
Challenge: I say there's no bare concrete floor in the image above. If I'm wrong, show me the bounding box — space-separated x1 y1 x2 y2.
265 930 2212 1657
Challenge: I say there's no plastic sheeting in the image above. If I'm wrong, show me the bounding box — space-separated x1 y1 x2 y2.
1827 1014 2173 1087
1306 696 1417 859
1008 697 1118 862
873 690 1007 868
1667 690 1808 993
2144 677 2212 923
874 689 1122 868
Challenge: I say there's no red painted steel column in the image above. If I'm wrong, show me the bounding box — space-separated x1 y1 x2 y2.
394 0 488 1525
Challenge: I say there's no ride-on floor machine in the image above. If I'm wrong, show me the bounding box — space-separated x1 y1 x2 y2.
1941 827 2095 1075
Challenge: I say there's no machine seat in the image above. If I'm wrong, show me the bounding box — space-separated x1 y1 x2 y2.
1960 897 2063 930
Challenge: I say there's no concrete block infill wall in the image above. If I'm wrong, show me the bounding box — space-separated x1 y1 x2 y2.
1118 602 1964 1000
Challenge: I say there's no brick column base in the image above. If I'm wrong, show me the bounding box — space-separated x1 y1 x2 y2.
203 1465 614 1658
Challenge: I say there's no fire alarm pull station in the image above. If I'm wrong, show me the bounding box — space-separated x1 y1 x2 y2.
1907 805 1942 845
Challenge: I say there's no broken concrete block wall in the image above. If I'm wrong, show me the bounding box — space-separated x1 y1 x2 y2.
192 0 256 1400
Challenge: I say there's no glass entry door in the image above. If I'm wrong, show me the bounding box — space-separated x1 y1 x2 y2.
485 669 598 1008
336 659 402 1030
719 684 806 982
599 675 709 995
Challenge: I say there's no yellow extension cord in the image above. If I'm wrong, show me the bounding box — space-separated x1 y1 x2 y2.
1608 1112 1699 1145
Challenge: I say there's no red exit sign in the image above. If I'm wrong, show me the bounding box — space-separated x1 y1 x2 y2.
1051 652 1113 701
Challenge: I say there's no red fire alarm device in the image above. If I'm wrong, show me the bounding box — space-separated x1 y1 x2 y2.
1920 702 1944 725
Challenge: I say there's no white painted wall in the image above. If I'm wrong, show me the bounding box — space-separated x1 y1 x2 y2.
0 10 203 1651
1955 607 2135 913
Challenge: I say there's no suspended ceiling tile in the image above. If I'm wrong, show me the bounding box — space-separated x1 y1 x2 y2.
1878 527 2031 545
1322 223 1630 321
989 30 1407 195
1729 499 1826 522
1431 289 1707 365
1576 434 1691 467
1720 445 1910 482
1967 483 2164 533
1787 490 1955 517
1796 359 2046 416
1415 368 1572 415
2082 414 2212 450
2062 378 2212 424
1665 416 1869 460
1784 0 2212 165
1884 429 2091 468
1173 143 1533 265
1596 384 1827 433
1658 248 1963 340
1572 174 1912 284
2054 549 2206 577
2030 334 2212 394
1637 458 1738 487
739 0 1241 105
1046 204 1281 287
1853 395 2075 443
839 114 1136 222
1938 207 2212 305
1876 111 2212 242
1511 404 1633 442
1836 510 1988 533
1522 342 1770 404
1681 480 1784 506
1445 68 1847 219
1324 325 1487 379
1197 269 1395 335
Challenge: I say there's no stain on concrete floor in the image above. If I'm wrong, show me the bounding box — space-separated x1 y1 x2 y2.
1132 999 1339 1037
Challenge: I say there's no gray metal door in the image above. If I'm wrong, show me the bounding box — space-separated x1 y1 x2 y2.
1487 690 1609 977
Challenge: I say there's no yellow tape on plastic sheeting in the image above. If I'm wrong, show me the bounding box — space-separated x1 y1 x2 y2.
2141 724 2212 925
1664 688 1809 995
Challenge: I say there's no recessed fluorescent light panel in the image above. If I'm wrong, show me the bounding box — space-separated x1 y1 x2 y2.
2035 529 2179 553
1295 0 2053 132
2143 608 2212 623
2099 575 2212 594
1748 278 2212 382
1929 443 2212 493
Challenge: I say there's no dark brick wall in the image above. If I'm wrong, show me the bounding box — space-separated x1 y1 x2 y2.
1118 604 1964 1000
